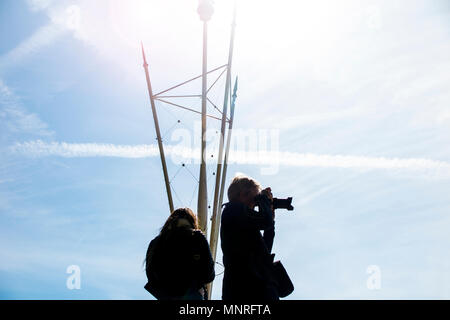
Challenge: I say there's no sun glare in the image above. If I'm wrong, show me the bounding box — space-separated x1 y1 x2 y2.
237 0 351 59
107 0 199 50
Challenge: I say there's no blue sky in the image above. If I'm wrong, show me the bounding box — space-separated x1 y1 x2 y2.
1 0 450 299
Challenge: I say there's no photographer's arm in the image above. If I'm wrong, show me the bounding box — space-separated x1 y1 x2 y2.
260 194 275 253
241 194 274 231
263 222 275 253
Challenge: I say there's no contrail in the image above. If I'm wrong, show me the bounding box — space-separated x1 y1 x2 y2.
10 140 450 179
10 140 160 158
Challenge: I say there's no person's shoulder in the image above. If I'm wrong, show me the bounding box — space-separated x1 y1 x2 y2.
149 234 161 245
222 201 248 221
222 201 245 215
148 235 162 250
147 235 162 258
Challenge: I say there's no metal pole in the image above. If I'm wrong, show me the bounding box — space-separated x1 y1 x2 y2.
217 77 238 233
197 0 214 233
141 43 174 214
209 4 237 273
197 21 209 233
207 76 238 299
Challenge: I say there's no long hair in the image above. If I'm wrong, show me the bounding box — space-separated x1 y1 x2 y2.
145 208 199 271
160 207 199 236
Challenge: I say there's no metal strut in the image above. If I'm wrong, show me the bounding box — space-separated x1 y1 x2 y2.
197 0 215 234
207 77 238 299
208 4 238 298
141 43 174 214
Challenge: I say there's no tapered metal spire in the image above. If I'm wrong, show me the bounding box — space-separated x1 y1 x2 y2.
207 76 238 299
141 42 174 214
209 1 237 273
196 0 215 233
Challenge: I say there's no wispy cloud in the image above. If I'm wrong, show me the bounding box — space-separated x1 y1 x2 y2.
26 0 54 12
0 24 65 72
10 140 450 179
0 1 82 72
0 80 53 138
266 108 366 130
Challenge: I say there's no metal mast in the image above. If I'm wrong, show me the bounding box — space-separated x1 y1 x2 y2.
208 76 238 299
209 4 237 271
141 43 174 214
197 0 214 233
141 1 237 299
217 77 238 242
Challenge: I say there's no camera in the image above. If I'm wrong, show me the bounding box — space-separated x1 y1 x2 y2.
255 194 294 211
273 197 294 211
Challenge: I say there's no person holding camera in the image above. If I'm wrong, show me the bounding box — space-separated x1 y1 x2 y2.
220 174 279 300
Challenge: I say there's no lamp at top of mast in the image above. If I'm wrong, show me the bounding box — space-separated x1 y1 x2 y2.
198 0 214 21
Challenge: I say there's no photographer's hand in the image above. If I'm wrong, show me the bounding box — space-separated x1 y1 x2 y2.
260 187 275 253
261 187 275 220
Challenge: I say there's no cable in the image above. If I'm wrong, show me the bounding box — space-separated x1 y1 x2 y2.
170 183 184 208
183 164 199 183
169 164 184 184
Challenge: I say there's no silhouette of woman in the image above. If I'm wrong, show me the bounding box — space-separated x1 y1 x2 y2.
144 208 215 300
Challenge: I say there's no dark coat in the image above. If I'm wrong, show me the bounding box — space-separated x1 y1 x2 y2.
145 228 215 300
220 195 278 300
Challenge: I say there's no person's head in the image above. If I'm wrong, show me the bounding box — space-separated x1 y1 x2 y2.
227 174 262 209
160 207 199 235
145 208 198 271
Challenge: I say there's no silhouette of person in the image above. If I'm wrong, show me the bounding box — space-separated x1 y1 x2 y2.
220 174 279 300
144 208 215 300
